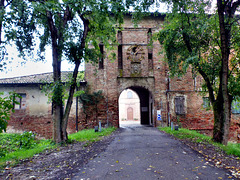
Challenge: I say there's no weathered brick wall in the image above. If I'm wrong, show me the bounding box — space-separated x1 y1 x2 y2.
2 86 79 139
230 115 240 142
85 14 166 128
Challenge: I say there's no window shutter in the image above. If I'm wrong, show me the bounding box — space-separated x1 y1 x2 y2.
175 96 185 115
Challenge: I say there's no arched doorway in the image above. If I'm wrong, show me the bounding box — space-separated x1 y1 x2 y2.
119 89 140 127
127 107 134 120
118 86 153 127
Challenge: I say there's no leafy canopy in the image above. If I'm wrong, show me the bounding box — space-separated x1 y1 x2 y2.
157 0 240 99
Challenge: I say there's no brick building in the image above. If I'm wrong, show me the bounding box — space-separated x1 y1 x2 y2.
0 72 86 139
85 14 240 142
0 14 239 142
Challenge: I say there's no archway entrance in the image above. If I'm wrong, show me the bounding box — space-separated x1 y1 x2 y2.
119 89 140 127
118 87 153 127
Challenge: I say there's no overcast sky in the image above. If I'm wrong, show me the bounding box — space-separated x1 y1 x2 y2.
0 44 84 79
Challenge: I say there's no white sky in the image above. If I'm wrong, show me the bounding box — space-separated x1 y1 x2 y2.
0 44 84 79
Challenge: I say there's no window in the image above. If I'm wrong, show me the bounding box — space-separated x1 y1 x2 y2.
203 97 211 109
118 31 123 69
14 93 26 110
147 28 153 69
175 96 185 115
118 45 123 69
127 91 133 99
99 44 104 69
232 100 240 114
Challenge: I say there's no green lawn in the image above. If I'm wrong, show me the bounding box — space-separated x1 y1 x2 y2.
0 127 116 170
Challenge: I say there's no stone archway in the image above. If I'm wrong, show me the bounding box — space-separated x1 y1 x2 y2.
117 77 154 126
118 84 153 127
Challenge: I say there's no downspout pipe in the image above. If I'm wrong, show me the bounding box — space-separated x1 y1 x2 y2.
76 86 79 132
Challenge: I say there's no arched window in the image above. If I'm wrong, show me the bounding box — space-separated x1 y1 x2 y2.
127 91 133 99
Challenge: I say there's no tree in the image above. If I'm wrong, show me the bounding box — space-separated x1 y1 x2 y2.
157 0 240 145
10 0 150 143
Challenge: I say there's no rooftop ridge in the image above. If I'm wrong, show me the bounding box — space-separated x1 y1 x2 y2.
0 71 74 84
0 71 72 80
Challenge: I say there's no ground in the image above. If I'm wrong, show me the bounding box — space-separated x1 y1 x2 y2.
181 138 240 178
0 128 239 180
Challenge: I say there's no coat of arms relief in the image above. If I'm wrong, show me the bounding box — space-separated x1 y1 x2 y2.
126 45 145 76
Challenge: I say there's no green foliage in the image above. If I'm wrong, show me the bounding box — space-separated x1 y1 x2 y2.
76 71 84 87
159 127 240 157
0 127 116 170
79 90 104 120
0 136 55 170
79 90 104 105
159 127 212 142
0 92 20 133
157 0 240 144
224 143 240 158
0 131 36 158
68 127 116 142
41 71 85 103
41 80 66 104
158 1 214 76
157 0 240 98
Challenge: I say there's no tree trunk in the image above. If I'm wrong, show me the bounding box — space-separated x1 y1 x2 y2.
213 93 224 143
217 0 232 145
62 59 80 141
61 14 90 142
51 41 63 143
47 10 64 143
46 6 73 143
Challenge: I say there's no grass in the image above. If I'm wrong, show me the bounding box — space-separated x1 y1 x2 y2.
0 139 55 170
0 127 116 170
68 126 116 142
159 127 240 158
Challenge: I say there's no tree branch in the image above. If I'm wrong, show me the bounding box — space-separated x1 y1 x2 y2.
197 65 216 104
231 0 240 16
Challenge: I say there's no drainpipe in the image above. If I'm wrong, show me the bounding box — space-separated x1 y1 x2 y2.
166 71 170 127
167 93 170 126
106 96 109 127
76 86 79 132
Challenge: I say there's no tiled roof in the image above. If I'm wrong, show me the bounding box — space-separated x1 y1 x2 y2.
0 71 74 84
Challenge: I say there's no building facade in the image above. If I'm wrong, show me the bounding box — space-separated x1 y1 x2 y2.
0 72 86 139
85 14 240 142
0 14 239 142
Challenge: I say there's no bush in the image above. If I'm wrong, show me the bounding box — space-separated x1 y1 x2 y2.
15 131 37 149
0 131 36 158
